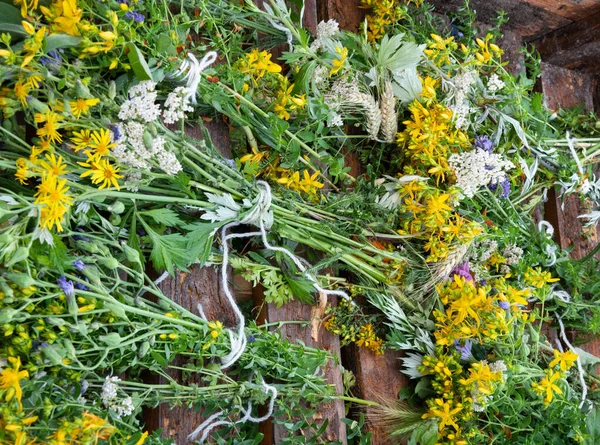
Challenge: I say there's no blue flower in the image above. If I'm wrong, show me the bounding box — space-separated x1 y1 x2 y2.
500 177 510 199
73 259 86 272
57 276 75 298
498 301 510 310
474 135 494 154
450 24 464 39
248 335 256 343
109 124 121 142
453 339 473 361
125 10 145 23
75 280 89 291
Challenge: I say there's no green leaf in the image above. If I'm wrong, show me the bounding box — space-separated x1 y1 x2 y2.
0 2 23 25
156 33 176 55
140 208 183 227
185 221 222 266
126 42 153 81
0 23 28 38
377 34 425 73
45 34 81 52
585 406 600 445
99 332 122 347
146 227 190 275
151 350 168 367
283 274 314 303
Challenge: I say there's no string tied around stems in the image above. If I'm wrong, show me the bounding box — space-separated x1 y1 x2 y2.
174 51 218 105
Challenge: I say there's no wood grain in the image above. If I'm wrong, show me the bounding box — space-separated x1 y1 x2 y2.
530 12 600 73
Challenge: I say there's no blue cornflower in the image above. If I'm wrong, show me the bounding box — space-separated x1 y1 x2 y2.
75 280 89 291
57 276 75 298
125 10 145 23
450 24 464 39
498 301 510 310
474 135 494 153
453 339 473 361
248 335 256 343
109 124 121 142
73 259 86 272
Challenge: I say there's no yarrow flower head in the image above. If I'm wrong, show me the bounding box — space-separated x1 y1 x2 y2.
162 86 193 124
449 148 514 200
487 73 505 93
102 376 135 418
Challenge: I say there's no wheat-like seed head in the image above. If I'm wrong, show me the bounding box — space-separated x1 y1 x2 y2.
379 81 398 144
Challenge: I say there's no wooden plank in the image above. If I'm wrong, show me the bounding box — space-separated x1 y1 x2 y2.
343 346 410 445
254 287 348 443
427 0 570 39
320 0 364 33
519 0 600 22
539 62 596 111
538 62 600 369
530 12 600 72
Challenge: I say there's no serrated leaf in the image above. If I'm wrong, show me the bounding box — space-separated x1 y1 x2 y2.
185 221 222 266
283 274 314 303
45 34 81 52
146 227 190 275
140 208 182 227
126 42 153 81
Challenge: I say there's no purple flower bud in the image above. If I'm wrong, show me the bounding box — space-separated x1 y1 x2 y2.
452 262 473 282
109 124 122 142
57 276 75 298
500 177 510 199
125 10 145 23
75 281 89 291
498 301 510 310
248 335 256 343
453 339 473 360
73 259 86 272
474 135 494 154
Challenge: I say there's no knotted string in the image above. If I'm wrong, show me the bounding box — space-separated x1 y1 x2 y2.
537 220 557 267
175 52 218 104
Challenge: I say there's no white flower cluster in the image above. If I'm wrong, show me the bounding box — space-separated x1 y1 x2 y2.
489 360 507 374
449 149 514 199
328 113 343 127
476 239 498 262
118 80 161 123
450 70 476 130
113 83 184 176
310 19 339 51
163 86 194 124
313 65 329 89
502 243 523 265
101 376 135 418
487 73 505 93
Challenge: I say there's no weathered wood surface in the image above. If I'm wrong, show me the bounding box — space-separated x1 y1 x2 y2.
529 11 600 73
537 61 600 369
256 288 348 443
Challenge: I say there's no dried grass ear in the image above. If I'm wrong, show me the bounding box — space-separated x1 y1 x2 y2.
366 396 428 440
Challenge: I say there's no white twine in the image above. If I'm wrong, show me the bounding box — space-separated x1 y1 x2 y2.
154 271 170 285
187 378 278 443
537 220 557 267
556 315 588 409
176 52 218 104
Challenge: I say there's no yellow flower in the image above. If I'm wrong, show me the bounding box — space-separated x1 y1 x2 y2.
69 97 100 118
523 267 560 289
88 129 116 157
298 170 324 195
15 158 29 184
240 146 268 164
135 431 149 445
86 158 122 189
422 398 462 432
13 81 31 107
208 320 223 339
425 193 452 223
37 152 68 177
236 49 282 80
34 110 63 143
41 0 83 36
531 369 563 405
70 129 93 152
0 357 29 409
548 349 578 372
40 202 69 232
34 174 74 208
329 46 348 76
14 0 39 17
